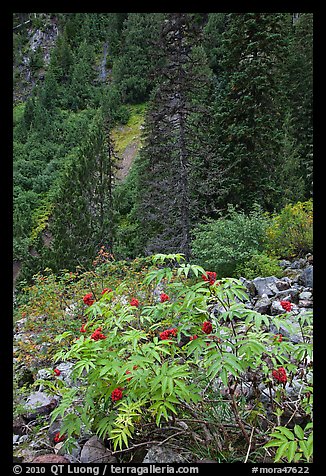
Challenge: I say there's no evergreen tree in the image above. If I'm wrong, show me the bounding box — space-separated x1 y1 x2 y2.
49 110 117 271
67 40 96 111
286 13 313 197
203 13 226 75
214 13 291 212
50 29 73 83
112 13 165 103
137 13 213 260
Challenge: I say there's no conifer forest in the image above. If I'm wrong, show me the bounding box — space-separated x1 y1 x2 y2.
13 13 314 467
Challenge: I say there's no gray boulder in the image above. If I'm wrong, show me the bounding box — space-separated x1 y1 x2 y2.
252 277 279 297
254 295 272 314
25 391 53 409
80 436 116 463
275 278 292 291
143 445 188 463
299 291 313 300
299 266 313 288
274 288 300 304
290 258 307 269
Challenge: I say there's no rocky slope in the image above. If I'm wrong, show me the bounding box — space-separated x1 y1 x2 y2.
13 255 313 463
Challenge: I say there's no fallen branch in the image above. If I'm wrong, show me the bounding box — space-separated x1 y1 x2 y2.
13 19 31 30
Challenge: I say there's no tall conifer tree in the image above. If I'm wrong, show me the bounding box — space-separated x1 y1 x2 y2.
49 110 117 271
214 13 290 212
137 13 212 259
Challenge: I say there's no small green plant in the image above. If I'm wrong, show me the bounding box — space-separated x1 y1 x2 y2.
235 253 284 279
264 423 313 462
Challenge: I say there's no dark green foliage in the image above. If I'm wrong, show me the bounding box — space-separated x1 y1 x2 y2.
112 13 165 103
66 41 96 111
13 12 313 285
50 31 73 82
191 205 270 277
48 110 117 272
203 13 226 74
113 157 143 259
286 14 313 197
214 13 291 212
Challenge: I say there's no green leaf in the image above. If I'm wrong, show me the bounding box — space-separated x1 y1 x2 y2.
264 440 283 448
278 427 295 440
294 425 305 440
274 442 290 462
287 440 298 463
269 432 288 442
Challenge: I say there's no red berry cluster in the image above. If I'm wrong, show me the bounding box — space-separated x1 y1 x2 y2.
91 327 107 341
83 293 95 306
111 387 123 402
130 298 139 307
54 432 66 443
159 328 178 340
202 321 213 334
280 300 293 312
160 293 170 303
272 367 287 383
202 271 217 285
